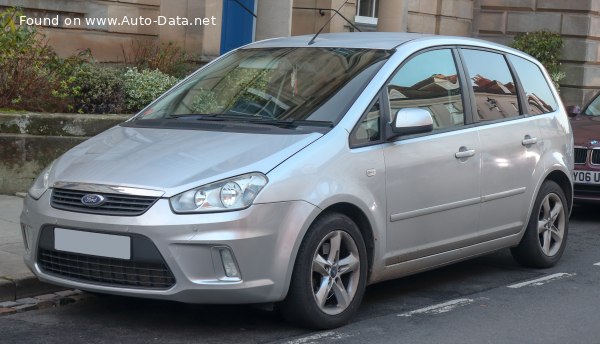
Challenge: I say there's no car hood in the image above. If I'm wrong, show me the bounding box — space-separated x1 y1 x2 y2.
50 125 322 196
570 115 600 147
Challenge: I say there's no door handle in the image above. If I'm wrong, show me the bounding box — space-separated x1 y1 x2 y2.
455 147 475 159
522 135 538 146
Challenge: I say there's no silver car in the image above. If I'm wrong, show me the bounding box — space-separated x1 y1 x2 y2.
21 33 573 329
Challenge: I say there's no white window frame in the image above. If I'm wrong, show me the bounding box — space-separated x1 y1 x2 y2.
355 0 378 25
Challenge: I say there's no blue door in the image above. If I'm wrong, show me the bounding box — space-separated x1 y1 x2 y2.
220 0 255 55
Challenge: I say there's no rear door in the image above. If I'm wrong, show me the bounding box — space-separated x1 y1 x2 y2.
459 49 544 240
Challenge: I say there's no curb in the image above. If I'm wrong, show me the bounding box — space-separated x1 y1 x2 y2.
0 289 88 316
0 276 66 303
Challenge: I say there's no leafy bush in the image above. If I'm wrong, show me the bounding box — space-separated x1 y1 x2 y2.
123 40 191 78
512 30 565 89
0 8 89 112
123 67 179 113
0 7 191 114
71 63 125 114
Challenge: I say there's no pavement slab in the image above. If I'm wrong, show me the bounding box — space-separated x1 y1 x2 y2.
0 194 66 302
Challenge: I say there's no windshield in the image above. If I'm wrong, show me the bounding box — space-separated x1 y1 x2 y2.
132 47 389 126
584 93 600 116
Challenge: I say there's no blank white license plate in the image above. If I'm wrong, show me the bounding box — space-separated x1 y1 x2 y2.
573 171 600 185
54 228 131 260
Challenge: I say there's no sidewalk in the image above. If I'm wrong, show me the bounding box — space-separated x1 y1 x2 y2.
0 194 64 302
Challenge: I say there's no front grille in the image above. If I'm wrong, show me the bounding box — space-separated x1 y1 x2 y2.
592 150 600 165
51 188 158 216
574 148 588 164
37 227 176 290
38 249 176 289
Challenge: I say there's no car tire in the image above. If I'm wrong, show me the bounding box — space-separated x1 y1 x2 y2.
280 212 368 329
511 180 569 268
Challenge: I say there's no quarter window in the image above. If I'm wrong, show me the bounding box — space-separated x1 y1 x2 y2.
351 100 381 145
461 49 520 121
508 55 558 114
386 49 464 131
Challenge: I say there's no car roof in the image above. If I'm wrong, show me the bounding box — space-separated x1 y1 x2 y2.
247 32 425 50
245 32 518 52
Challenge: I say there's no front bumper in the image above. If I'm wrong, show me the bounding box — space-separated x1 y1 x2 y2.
21 191 317 304
573 183 600 203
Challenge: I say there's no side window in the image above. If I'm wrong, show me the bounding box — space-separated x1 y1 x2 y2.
461 49 520 121
351 100 381 145
386 49 464 131
508 55 558 114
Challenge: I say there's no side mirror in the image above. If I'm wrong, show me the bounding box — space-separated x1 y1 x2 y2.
566 105 580 117
387 108 434 139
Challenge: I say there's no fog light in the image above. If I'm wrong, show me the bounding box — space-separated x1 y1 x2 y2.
219 247 241 279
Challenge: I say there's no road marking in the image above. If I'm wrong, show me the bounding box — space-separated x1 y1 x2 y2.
594 262 600 266
507 273 575 289
284 331 353 344
398 298 476 317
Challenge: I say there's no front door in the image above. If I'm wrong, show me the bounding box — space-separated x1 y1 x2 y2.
383 49 482 264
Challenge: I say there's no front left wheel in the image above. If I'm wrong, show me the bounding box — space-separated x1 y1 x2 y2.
280 212 368 329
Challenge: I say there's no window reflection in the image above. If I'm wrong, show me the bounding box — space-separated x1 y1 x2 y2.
585 94 600 116
352 100 381 145
462 49 520 121
386 49 464 131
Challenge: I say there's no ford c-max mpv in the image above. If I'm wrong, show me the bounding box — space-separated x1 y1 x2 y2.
21 33 573 329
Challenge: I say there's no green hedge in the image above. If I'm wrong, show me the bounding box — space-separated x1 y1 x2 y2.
511 30 565 89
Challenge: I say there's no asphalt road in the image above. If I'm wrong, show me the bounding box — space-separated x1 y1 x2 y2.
2 205 599 344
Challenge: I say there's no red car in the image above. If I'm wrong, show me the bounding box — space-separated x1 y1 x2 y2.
569 94 600 202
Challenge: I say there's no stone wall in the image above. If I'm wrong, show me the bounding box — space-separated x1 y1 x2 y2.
291 0 357 36
0 0 160 62
0 0 223 62
407 0 474 36
0 113 130 194
473 0 600 107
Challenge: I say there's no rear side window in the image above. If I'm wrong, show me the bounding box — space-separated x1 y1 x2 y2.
461 49 520 121
508 55 558 114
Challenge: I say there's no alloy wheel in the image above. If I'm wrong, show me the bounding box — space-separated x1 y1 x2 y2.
537 193 565 257
311 230 361 315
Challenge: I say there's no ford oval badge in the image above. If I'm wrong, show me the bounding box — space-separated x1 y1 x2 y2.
81 194 106 207
591 140 599 145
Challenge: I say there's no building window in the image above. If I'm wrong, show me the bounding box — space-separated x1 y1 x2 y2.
356 0 379 25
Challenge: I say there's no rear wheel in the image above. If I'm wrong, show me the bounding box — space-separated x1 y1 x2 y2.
280 213 367 329
511 181 568 268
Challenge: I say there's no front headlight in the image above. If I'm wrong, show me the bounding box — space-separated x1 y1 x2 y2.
28 160 56 200
170 173 268 213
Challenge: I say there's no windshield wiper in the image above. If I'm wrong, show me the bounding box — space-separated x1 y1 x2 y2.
166 114 223 119
166 113 257 122
165 114 334 129
247 119 334 128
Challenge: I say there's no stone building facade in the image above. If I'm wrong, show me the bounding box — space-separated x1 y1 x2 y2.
1 0 598 106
